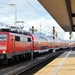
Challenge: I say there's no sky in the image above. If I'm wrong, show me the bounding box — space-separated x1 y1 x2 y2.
0 0 74 40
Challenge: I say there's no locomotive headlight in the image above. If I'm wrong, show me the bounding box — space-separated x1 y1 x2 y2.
3 51 6 54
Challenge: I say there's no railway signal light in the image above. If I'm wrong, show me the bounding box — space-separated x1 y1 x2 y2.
32 26 34 34
69 32 72 40
52 26 55 39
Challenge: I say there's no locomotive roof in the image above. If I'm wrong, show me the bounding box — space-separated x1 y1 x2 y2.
0 23 54 40
0 25 31 35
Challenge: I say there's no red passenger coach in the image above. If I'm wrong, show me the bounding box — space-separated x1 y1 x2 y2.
0 31 32 63
29 33 40 52
29 33 49 53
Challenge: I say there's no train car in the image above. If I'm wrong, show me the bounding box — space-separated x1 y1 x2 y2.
46 34 60 51
28 33 49 53
45 35 69 52
0 31 32 63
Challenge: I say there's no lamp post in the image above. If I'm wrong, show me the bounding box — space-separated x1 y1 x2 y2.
9 4 17 27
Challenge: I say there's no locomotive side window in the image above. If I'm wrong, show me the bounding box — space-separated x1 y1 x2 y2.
24 37 27 42
15 36 20 41
28 38 31 42
20 37 27 42
20 37 23 42
15 36 31 42
0 34 7 41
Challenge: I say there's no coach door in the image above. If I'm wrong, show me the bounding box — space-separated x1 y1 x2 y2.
10 35 15 53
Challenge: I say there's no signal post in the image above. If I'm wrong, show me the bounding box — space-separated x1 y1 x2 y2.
31 26 34 61
52 27 56 53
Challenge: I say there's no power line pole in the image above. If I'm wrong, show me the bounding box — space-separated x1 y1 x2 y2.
9 4 17 27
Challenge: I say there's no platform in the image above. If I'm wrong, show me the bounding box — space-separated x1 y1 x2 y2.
34 51 75 75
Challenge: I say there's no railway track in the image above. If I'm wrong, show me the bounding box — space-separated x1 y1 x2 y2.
0 48 73 75
18 49 74 75
18 52 63 75
0 51 64 75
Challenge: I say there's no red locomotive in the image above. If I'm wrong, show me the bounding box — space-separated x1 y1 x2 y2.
0 31 32 63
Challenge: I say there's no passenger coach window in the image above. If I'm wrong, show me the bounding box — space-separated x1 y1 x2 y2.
28 38 31 42
15 36 20 41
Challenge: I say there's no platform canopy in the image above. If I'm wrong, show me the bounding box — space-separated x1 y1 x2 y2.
38 0 75 31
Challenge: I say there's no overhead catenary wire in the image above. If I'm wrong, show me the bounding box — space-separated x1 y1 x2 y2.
2 0 58 27
2 0 54 27
24 0 48 19
7 0 36 20
0 0 31 27
0 0 60 34
24 0 59 29
3 0 57 31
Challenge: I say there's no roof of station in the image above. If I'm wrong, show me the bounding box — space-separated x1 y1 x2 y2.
38 0 75 32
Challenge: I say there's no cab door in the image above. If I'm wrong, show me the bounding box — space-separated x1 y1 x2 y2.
10 35 15 53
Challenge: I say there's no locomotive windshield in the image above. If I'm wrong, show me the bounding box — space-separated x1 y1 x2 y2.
0 34 7 41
